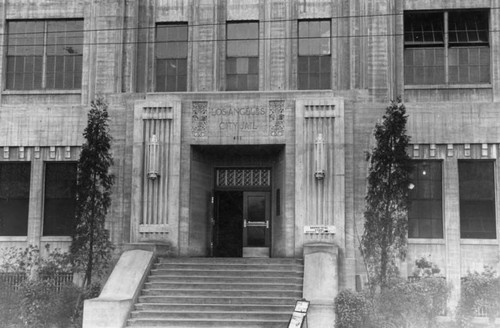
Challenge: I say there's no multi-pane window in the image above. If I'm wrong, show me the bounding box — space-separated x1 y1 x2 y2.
404 10 490 85
155 23 188 92
298 20 331 90
226 22 259 91
409 161 443 238
6 20 83 90
0 163 31 236
459 161 496 239
43 163 77 236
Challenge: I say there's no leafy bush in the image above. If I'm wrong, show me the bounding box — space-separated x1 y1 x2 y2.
334 289 372 328
0 279 22 327
457 266 500 328
376 277 449 328
336 259 450 328
0 245 81 328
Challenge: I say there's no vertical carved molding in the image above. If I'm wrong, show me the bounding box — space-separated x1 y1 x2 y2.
132 101 181 244
295 99 345 248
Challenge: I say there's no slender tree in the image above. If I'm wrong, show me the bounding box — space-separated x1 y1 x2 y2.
70 97 114 288
361 98 412 289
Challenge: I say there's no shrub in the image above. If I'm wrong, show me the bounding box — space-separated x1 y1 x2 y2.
457 267 500 328
377 277 449 328
0 279 22 327
0 245 81 328
336 259 450 328
335 289 372 328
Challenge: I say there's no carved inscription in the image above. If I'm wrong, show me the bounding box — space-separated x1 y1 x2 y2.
192 100 286 138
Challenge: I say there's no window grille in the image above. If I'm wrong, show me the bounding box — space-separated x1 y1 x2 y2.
216 168 270 187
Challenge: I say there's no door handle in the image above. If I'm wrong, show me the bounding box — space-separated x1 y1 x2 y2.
246 220 268 227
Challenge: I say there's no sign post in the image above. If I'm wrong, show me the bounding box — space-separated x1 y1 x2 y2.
287 299 310 328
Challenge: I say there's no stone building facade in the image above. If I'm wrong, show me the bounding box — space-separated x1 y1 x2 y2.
0 0 499 309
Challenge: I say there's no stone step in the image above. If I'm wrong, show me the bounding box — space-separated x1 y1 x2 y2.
134 303 294 313
127 318 288 328
126 257 303 328
149 268 303 278
141 288 302 298
144 281 302 291
147 274 303 284
153 262 303 271
157 257 303 265
130 310 290 321
137 295 298 305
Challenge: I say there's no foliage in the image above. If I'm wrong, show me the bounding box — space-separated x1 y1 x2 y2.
334 289 372 328
14 279 83 328
361 98 412 289
0 245 41 274
0 245 72 276
376 277 450 328
71 96 115 287
0 245 79 327
336 260 451 328
456 266 500 328
0 279 22 327
412 256 442 278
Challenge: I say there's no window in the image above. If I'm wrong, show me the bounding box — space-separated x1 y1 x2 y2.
298 20 331 90
409 161 443 238
226 22 259 91
43 163 77 236
6 20 83 90
155 23 188 92
0 163 31 236
404 10 490 85
459 161 496 239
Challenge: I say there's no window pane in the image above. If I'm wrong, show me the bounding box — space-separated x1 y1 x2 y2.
404 12 444 44
7 21 44 56
47 20 84 55
298 20 330 56
155 23 188 91
298 55 331 90
409 161 443 238
43 163 77 236
0 163 31 236
227 22 258 57
449 11 488 44
247 74 259 90
459 161 496 239
404 48 445 84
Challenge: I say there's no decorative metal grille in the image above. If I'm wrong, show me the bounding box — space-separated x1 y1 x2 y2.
216 168 271 187
269 100 285 136
192 101 208 137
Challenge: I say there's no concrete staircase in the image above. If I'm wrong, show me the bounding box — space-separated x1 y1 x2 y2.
126 257 304 328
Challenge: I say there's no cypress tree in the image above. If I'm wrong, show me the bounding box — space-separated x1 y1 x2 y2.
70 97 114 287
361 98 412 289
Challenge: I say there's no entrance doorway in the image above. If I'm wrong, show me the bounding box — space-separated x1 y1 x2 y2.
213 190 271 257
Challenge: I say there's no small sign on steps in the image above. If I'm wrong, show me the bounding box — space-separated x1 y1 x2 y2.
287 299 310 328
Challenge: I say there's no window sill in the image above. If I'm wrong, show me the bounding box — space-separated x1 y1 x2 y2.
3 89 81 95
0 236 28 242
41 236 72 242
460 239 498 245
405 84 492 90
408 238 445 244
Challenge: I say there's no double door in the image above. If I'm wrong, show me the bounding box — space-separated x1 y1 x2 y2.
212 191 270 257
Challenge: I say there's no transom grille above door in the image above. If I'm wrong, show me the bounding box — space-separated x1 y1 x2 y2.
216 168 271 187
